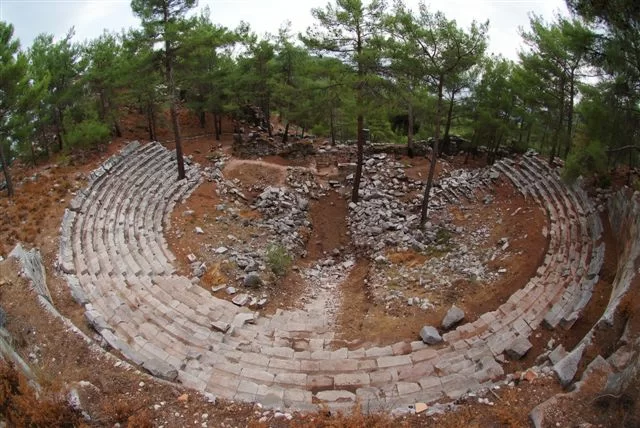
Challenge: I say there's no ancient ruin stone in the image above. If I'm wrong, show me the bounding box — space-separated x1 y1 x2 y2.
506 337 533 360
419 326 442 345
441 305 465 329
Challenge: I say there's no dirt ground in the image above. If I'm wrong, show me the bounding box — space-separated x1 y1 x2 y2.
0 108 633 426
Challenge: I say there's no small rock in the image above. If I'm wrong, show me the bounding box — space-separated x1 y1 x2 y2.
232 293 250 306
225 286 237 295
419 326 442 345
415 402 428 414
187 254 197 263
211 321 230 333
506 338 533 360
214 246 228 254
523 369 538 382
211 284 226 292
177 393 189 402
441 305 465 329
182 210 195 217
194 227 204 235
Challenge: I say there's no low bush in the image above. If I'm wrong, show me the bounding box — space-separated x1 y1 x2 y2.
265 244 292 277
64 119 110 151
562 139 608 185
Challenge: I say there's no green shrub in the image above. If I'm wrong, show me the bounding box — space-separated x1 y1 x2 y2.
562 139 608 185
64 119 110 151
265 244 292 277
435 227 452 245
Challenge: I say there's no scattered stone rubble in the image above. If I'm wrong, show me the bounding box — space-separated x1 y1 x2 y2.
347 153 494 252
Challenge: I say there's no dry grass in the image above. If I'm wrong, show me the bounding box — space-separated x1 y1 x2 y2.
385 250 428 267
200 262 230 287
0 362 81 427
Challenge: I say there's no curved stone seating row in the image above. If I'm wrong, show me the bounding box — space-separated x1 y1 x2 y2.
494 155 604 330
59 144 603 411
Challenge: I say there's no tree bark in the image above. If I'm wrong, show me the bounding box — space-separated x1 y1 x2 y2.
199 111 206 129
282 122 290 144
54 108 65 152
564 73 575 159
164 3 185 181
351 114 365 203
0 143 14 198
217 115 222 140
113 118 123 138
330 108 336 146
147 103 157 141
420 76 444 228
489 129 504 165
549 79 565 167
351 25 366 204
442 91 456 155
213 113 219 140
29 139 36 167
407 102 414 158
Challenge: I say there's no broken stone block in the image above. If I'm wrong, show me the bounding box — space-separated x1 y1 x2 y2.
232 293 250 306
441 305 465 329
553 344 585 386
419 326 442 345
506 337 533 360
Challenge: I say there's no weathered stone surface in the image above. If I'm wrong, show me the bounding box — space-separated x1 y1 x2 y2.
316 390 356 402
442 305 465 329
420 326 442 345
505 337 533 360
211 321 230 333
142 359 178 381
548 344 568 365
232 293 250 306
553 344 585 386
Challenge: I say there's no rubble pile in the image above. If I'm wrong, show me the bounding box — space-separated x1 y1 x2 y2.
251 186 311 253
347 153 493 253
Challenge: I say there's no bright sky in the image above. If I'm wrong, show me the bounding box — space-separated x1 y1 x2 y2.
0 0 569 60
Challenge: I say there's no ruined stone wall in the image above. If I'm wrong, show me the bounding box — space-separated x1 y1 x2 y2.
232 135 316 159
603 188 640 325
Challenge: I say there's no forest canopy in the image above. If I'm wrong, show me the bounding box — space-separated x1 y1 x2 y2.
0 0 638 198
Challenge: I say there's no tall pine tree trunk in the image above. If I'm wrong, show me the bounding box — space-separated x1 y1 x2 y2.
420 76 444 228
330 107 336 145
564 73 575 159
213 113 219 140
54 108 65 152
147 103 157 141
164 5 185 181
407 102 414 158
442 91 456 155
282 122 290 144
351 32 366 204
0 143 14 198
549 79 565 166
352 114 365 203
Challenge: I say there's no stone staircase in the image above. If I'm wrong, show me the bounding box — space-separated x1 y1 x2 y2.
58 143 604 412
